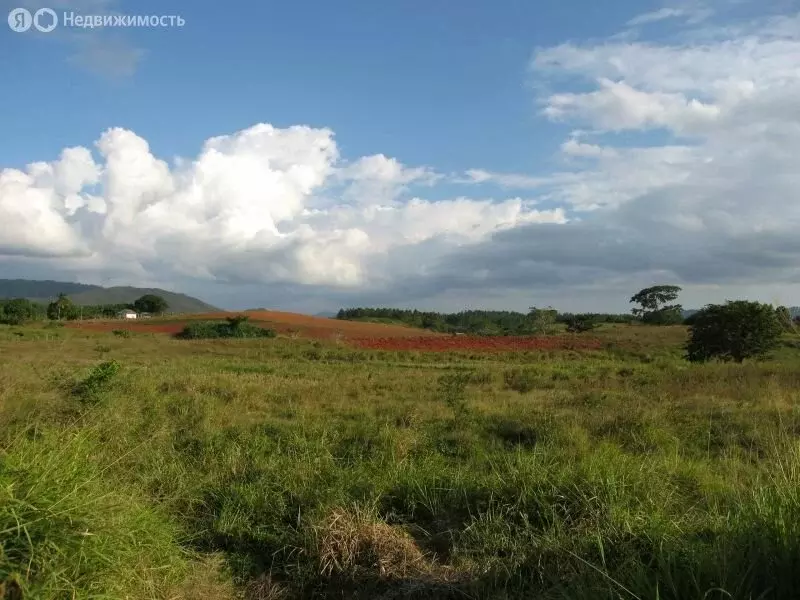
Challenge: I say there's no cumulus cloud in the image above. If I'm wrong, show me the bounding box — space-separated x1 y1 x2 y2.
0 124 565 293
441 8 800 304
345 6 800 310
3 7 800 312
542 78 722 132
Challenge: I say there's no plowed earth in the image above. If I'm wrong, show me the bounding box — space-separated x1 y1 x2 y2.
67 310 439 340
349 335 603 352
67 311 603 352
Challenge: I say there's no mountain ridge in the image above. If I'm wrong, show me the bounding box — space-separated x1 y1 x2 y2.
0 279 219 314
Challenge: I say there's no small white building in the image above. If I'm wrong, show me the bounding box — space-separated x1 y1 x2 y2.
117 309 138 319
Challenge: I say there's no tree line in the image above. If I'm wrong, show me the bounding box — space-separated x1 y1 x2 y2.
335 307 634 336
337 284 800 363
0 294 168 325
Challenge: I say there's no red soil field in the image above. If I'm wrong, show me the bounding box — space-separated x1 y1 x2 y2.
66 312 603 352
67 310 443 340
349 335 604 352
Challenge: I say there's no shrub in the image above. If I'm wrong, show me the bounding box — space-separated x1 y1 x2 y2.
437 373 471 421
73 360 121 403
686 301 784 363
565 315 598 333
503 368 537 393
226 314 250 328
176 320 276 340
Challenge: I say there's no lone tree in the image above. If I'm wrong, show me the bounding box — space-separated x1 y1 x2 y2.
528 306 558 335
686 300 783 363
630 285 683 325
133 294 168 315
775 306 795 332
47 293 78 321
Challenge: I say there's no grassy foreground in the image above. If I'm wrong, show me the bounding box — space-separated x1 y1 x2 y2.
2 324 800 599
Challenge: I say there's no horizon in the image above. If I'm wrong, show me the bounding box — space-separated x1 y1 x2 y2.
3 277 800 316
3 1 800 314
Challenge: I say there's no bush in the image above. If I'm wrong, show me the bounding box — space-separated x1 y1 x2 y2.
437 373 471 421
73 360 121 403
176 320 276 340
503 368 537 393
565 315 598 333
686 301 784 363
226 314 250 328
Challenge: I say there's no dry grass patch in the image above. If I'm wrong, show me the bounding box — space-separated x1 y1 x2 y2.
168 555 238 600
244 573 289 600
316 507 431 580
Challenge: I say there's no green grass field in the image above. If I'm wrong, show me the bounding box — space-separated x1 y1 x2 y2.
2 323 800 599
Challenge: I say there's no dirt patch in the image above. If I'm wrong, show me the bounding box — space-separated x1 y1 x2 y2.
67 311 443 340
66 314 603 353
350 335 603 352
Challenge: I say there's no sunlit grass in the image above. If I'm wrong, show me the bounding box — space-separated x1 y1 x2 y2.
1 323 800 598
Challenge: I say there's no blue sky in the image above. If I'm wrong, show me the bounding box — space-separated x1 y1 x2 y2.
1 1 646 171
2 0 800 312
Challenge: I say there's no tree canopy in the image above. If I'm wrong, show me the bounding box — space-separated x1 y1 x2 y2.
0 298 42 325
335 307 632 335
686 301 783 363
133 294 169 315
630 285 684 325
47 294 78 321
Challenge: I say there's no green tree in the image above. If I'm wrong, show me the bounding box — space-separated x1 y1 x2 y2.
0 298 37 325
630 285 683 325
686 301 783 363
775 306 795 332
133 294 168 315
47 294 78 321
528 306 558 335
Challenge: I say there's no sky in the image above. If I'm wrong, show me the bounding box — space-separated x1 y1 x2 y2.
1 0 800 313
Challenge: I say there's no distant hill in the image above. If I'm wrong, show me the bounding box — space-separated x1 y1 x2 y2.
0 279 219 314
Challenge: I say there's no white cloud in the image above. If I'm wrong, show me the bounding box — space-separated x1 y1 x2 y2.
560 138 618 158
543 78 721 132
628 7 690 26
626 5 714 27
461 168 558 188
0 124 565 290
4 7 800 312
335 154 440 206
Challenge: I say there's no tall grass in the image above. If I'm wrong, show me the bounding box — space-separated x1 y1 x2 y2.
0 428 189 598
1 324 800 598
